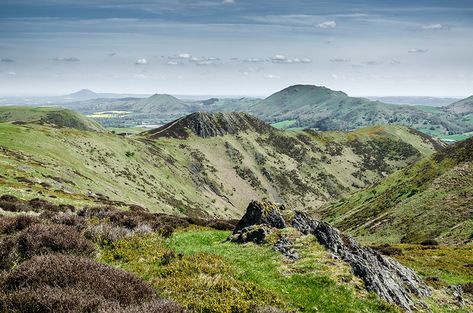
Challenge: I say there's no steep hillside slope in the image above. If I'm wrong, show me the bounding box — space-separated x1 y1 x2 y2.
251 85 472 135
322 137 473 244
0 106 106 132
0 113 439 218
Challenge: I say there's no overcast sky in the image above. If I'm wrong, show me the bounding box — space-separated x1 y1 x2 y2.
0 0 472 97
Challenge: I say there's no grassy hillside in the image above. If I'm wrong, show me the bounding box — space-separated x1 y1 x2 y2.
447 95 473 114
250 85 473 137
0 113 439 218
0 106 106 132
321 137 473 244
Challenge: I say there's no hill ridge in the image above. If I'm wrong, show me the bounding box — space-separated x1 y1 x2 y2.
147 111 272 139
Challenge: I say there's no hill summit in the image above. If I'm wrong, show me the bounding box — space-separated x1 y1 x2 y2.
147 112 272 139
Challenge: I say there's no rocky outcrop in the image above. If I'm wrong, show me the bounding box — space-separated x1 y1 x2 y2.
230 202 431 311
292 212 430 311
147 112 273 139
232 201 286 233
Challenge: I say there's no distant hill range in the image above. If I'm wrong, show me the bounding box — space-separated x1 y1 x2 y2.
2 86 472 140
367 96 460 107
249 85 473 136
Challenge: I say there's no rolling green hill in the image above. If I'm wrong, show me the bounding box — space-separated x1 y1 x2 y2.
0 111 440 218
250 85 473 137
321 137 473 245
0 106 106 132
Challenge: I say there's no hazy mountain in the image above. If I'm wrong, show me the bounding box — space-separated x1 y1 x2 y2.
367 96 460 107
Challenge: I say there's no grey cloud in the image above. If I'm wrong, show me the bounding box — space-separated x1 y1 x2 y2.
408 49 429 54
53 57 80 62
330 58 350 63
1 58 14 63
363 60 383 66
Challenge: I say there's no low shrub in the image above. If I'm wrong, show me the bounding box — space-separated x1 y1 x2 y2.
0 286 106 313
83 223 131 245
98 299 185 313
420 239 439 246
370 244 403 256
17 224 95 259
462 282 473 294
49 214 86 230
0 236 18 270
0 195 75 213
0 215 40 235
2 254 157 306
78 206 118 219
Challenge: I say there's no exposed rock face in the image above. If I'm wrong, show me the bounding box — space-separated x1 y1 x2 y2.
230 202 431 311
147 112 273 139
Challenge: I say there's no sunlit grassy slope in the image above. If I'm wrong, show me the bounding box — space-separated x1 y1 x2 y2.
322 137 473 244
0 119 439 218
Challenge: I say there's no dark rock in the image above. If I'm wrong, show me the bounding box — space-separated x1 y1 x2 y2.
273 236 299 260
228 225 272 244
292 211 431 311
448 285 465 307
420 239 439 246
233 201 286 234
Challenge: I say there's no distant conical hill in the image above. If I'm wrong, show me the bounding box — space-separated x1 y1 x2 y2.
146 112 272 139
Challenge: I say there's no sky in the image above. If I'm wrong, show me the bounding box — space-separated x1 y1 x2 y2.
0 0 472 97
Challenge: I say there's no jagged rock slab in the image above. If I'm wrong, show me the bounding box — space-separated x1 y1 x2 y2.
292 212 431 311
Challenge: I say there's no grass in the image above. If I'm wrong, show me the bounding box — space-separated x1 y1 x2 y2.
393 244 473 285
99 229 400 313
